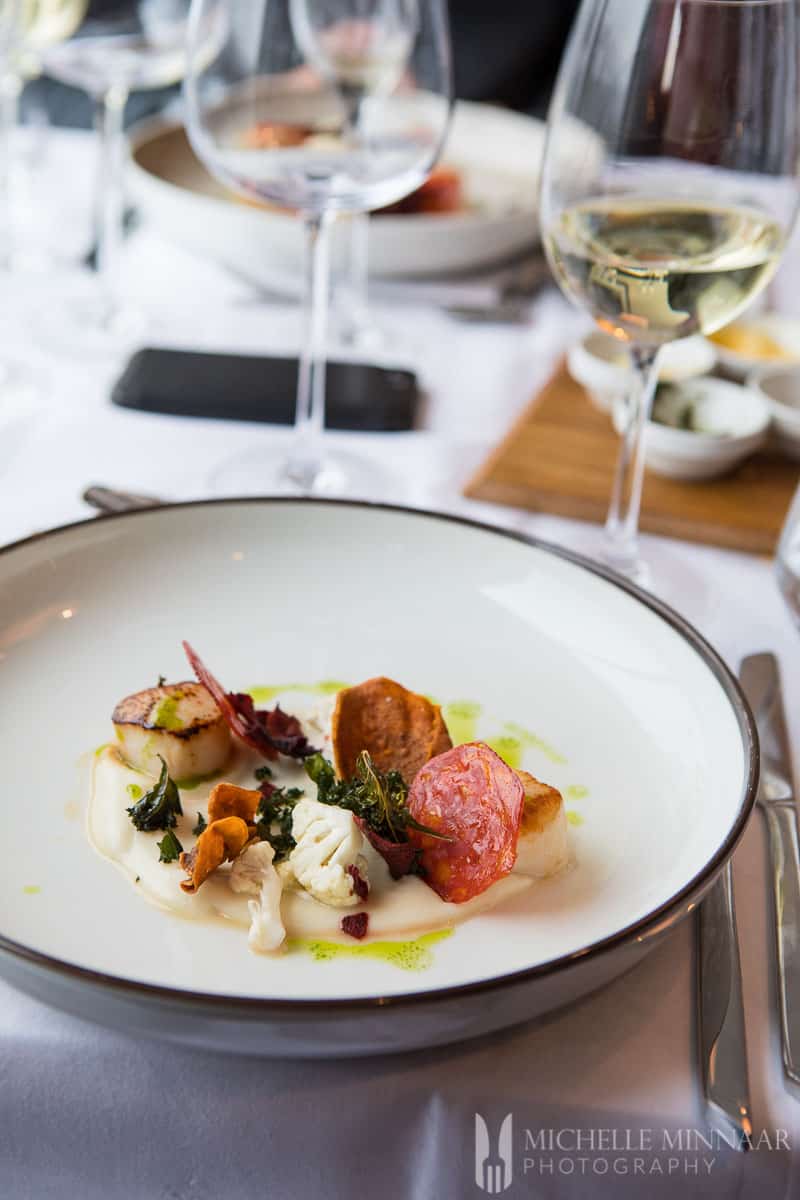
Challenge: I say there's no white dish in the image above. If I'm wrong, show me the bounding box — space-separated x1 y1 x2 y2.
748 365 800 460
128 102 593 287
710 314 800 379
0 500 756 1057
567 332 716 412
611 378 770 480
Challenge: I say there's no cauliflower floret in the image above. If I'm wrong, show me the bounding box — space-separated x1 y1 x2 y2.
288 797 369 908
230 841 286 953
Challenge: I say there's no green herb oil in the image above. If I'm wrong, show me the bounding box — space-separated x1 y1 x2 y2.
288 928 453 971
442 700 482 745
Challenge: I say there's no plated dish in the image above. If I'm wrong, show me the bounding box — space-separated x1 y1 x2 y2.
0 500 756 1057
128 102 588 284
93 650 570 956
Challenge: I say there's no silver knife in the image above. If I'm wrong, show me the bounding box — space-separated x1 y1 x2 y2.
697 857 753 1149
740 652 800 1089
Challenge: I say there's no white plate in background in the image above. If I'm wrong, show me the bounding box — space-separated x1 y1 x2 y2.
128 102 593 289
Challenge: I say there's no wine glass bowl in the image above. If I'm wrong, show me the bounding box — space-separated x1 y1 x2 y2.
541 0 800 583
43 0 221 96
186 2 449 216
291 0 418 99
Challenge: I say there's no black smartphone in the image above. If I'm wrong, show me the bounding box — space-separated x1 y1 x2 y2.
112 348 420 432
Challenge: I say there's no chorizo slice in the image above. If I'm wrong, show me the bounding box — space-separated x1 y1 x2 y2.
407 742 525 903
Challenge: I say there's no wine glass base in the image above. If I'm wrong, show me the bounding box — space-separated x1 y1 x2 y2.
206 442 404 502
40 275 146 359
600 547 652 591
0 359 42 409
333 313 391 356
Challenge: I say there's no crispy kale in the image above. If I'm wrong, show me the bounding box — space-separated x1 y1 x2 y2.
303 752 448 878
126 757 183 832
157 829 184 863
250 752 448 873
255 785 304 861
304 751 439 842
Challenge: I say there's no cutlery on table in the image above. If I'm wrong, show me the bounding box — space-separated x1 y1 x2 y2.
82 485 163 514
740 652 800 1090
376 251 552 324
442 253 553 323
230 250 552 323
697 857 753 1149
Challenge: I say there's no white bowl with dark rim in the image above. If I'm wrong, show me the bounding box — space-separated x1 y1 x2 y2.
127 103 551 286
0 500 757 1058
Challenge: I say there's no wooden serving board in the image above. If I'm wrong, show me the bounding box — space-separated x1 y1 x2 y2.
464 362 800 555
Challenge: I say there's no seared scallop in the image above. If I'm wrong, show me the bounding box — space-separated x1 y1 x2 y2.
513 769 569 879
112 681 231 781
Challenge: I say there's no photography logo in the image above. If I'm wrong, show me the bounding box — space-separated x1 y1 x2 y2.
475 1113 513 1194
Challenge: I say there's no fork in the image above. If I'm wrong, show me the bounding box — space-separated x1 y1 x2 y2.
482 1155 506 1195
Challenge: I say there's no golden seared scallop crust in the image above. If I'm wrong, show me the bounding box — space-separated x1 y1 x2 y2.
112 681 231 780
517 769 564 835
332 676 452 783
112 681 224 740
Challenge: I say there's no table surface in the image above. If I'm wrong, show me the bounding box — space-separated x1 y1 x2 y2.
2 129 800 1200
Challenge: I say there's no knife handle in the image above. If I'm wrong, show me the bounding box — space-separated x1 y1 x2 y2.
764 802 800 1086
697 861 752 1147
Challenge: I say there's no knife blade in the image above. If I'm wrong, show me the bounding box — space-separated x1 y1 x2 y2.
697 859 753 1149
740 652 800 1088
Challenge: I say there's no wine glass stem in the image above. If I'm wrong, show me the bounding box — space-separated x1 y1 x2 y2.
603 345 660 577
340 211 370 346
0 69 21 268
93 84 129 324
289 211 333 489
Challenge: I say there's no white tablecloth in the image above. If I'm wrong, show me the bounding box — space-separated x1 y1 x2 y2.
2 130 800 1200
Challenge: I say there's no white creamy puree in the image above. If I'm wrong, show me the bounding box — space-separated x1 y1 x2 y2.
89 745 532 944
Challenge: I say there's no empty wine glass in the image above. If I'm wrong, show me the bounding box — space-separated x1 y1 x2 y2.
541 0 800 586
185 0 450 495
292 0 417 352
335 210 375 350
0 1 86 408
0 0 88 265
41 0 225 353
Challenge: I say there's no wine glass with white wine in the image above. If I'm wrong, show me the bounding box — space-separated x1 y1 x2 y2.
541 0 800 586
